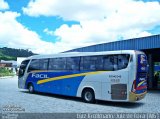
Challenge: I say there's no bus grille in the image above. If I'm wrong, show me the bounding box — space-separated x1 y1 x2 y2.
111 84 127 100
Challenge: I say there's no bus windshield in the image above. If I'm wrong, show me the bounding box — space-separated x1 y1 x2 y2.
18 60 29 77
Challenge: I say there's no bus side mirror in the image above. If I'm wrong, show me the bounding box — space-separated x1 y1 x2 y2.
18 69 24 76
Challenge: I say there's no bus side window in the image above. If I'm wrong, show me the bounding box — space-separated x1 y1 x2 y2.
39 59 48 70
66 57 80 71
48 58 54 70
113 55 118 71
80 56 96 71
103 55 114 71
95 56 103 70
28 59 39 72
117 54 130 70
103 54 130 71
48 58 66 70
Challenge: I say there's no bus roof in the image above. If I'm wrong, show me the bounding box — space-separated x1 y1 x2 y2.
25 50 139 60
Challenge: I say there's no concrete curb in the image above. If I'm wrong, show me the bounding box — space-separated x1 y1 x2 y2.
0 76 15 79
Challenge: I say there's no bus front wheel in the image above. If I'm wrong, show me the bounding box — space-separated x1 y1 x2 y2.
28 83 34 93
82 89 95 103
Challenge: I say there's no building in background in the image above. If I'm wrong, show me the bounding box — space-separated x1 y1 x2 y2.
0 57 27 75
67 34 160 89
0 60 17 74
0 60 17 68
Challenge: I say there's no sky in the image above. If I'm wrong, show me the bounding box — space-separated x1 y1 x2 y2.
0 0 160 54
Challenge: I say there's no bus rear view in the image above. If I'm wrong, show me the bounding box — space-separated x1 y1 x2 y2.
129 51 148 101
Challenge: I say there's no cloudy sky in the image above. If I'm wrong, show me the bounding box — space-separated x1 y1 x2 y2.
0 0 160 54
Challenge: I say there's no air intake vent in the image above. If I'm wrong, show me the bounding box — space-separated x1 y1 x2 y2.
111 84 127 100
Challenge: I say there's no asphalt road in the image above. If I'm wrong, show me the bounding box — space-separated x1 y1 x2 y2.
0 76 160 113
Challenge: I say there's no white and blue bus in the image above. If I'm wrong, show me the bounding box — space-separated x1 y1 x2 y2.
18 50 147 103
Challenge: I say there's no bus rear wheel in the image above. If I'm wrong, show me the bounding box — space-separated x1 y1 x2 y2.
28 83 34 93
82 89 95 103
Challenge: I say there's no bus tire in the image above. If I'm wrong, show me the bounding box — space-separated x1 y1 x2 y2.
82 88 95 103
28 83 34 93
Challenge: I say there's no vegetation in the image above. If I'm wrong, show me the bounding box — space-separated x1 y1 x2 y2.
0 47 35 77
0 47 35 61
0 67 14 77
0 51 16 60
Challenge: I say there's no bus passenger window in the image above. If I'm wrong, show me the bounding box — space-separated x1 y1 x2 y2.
39 59 48 70
66 57 80 70
103 54 130 71
117 54 130 70
80 56 97 70
113 56 118 71
48 58 66 70
103 56 114 71
48 58 55 70
28 59 39 72
95 56 103 70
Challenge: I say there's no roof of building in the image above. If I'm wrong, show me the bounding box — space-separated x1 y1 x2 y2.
67 34 160 52
0 60 17 66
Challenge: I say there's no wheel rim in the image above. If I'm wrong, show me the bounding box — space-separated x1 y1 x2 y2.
84 91 93 102
29 85 33 92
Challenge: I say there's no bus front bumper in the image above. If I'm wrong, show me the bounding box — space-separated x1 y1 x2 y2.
129 91 147 102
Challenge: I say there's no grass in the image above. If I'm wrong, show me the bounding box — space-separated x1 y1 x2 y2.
0 67 15 77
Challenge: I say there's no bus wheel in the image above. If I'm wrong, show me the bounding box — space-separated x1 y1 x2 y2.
82 89 95 103
28 83 34 93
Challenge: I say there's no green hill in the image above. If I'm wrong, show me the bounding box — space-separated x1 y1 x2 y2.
0 52 16 60
0 47 35 61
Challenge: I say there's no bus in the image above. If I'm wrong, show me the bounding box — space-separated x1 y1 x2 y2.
18 50 148 103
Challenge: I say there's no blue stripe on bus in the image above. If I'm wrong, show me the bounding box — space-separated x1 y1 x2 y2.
25 71 90 96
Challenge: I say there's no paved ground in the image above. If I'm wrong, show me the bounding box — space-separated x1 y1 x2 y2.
0 76 160 113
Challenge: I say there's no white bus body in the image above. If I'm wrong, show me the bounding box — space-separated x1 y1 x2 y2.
18 50 147 102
